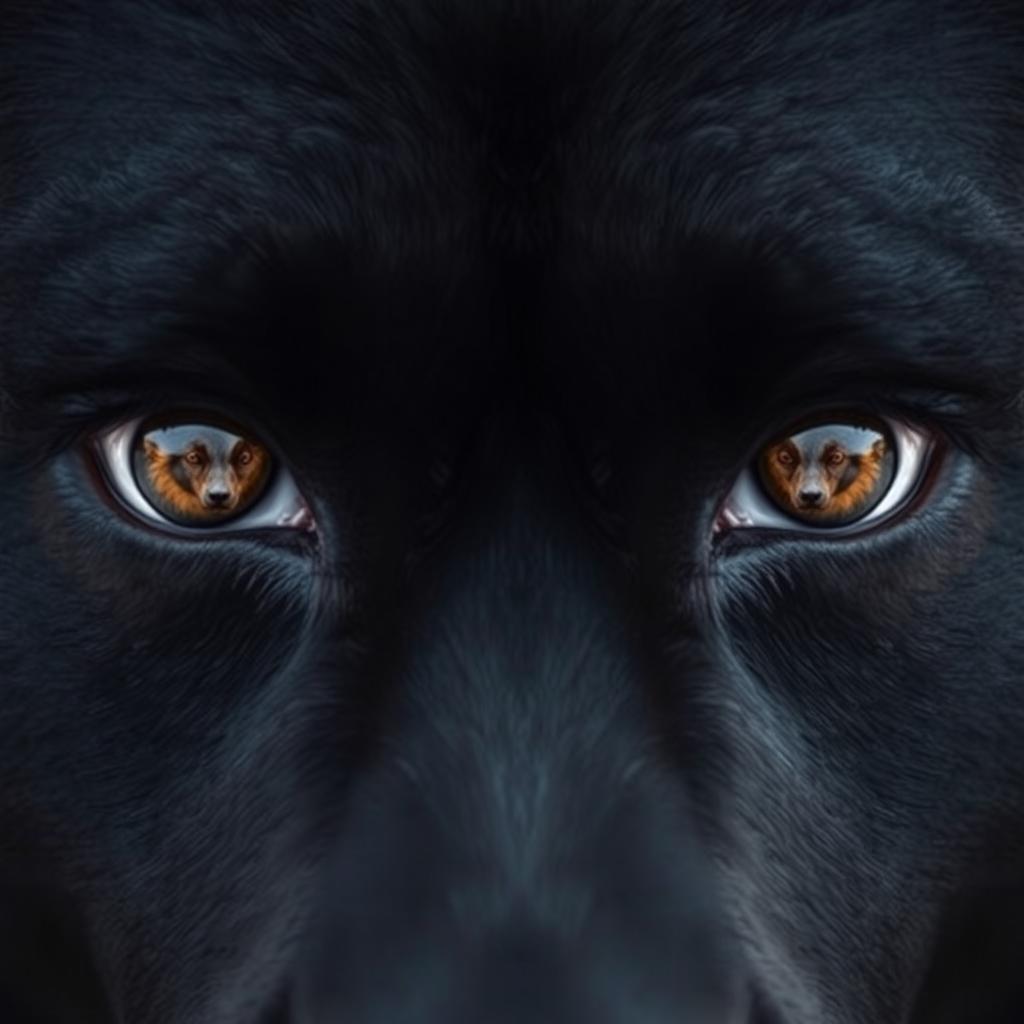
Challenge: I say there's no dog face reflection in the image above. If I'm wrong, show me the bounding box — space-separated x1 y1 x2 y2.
758 422 895 527
134 422 272 526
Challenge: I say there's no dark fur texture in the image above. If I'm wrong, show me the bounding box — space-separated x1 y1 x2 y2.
2 2 1024 1022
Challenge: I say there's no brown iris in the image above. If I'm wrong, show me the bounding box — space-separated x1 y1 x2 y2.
757 418 895 527
132 417 273 527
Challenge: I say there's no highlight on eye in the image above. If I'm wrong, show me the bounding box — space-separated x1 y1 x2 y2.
757 420 896 527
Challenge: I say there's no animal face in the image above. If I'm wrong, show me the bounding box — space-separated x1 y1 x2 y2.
2 3 1023 1023
139 425 272 524
759 426 891 525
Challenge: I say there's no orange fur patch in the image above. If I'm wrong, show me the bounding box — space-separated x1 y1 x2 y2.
144 444 211 519
825 439 886 517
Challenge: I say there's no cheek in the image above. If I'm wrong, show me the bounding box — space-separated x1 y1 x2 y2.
169 459 195 488
821 466 842 489
29 453 313 623
241 458 270 492
187 463 211 489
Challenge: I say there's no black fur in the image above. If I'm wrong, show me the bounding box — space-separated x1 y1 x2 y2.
2 2 1024 1021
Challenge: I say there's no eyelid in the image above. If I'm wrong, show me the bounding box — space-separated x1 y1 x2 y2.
715 417 933 538
92 418 315 538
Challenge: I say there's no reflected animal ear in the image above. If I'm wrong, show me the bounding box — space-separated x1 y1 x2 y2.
143 438 159 457
871 438 886 458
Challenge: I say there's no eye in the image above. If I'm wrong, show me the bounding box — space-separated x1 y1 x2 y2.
91 413 315 536
715 414 933 538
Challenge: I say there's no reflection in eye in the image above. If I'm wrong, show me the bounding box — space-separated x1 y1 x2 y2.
135 424 273 526
757 422 895 527
715 415 931 538
92 414 314 536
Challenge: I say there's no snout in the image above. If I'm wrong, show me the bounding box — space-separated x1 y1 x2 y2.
202 487 236 509
289 758 751 1024
286 473 750 1024
796 487 827 508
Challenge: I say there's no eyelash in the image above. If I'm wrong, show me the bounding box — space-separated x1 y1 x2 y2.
714 417 934 540
91 417 314 538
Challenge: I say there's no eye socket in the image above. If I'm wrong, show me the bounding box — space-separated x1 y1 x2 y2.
716 414 933 538
92 413 315 536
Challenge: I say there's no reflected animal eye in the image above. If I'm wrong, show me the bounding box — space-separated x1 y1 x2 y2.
716 415 933 538
92 413 315 536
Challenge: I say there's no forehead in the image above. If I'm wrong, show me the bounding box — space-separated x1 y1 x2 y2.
149 426 239 456
1 1 1021 436
788 425 879 456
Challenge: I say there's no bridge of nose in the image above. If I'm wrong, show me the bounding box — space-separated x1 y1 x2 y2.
291 468 746 1022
